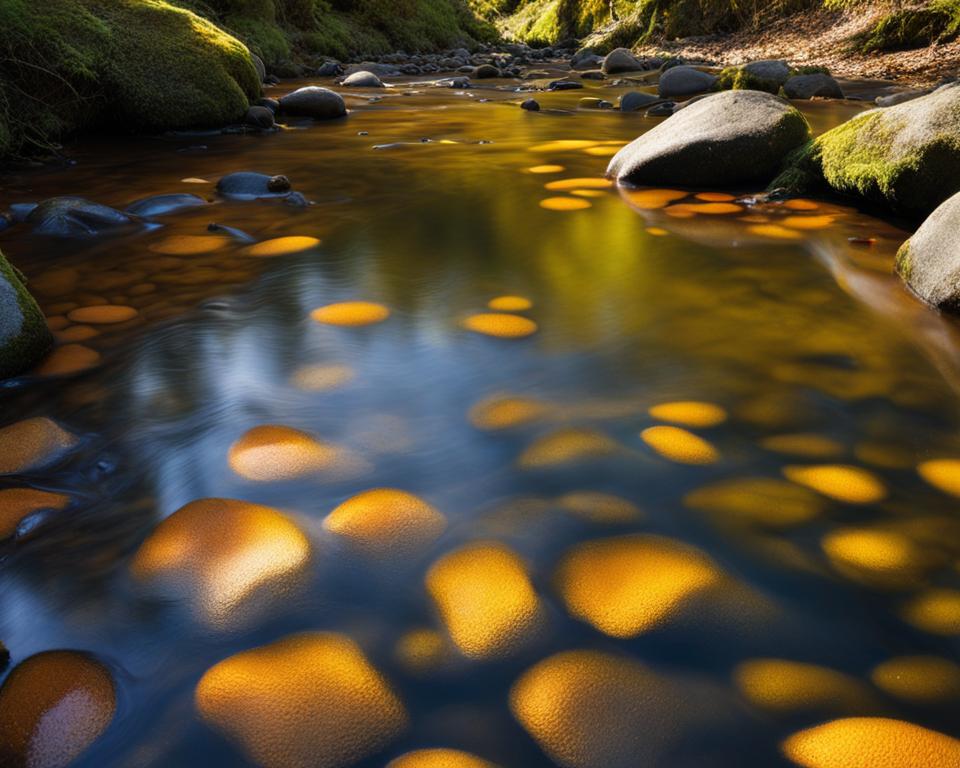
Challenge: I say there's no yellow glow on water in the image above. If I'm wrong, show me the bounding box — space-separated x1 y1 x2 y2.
556 534 723 637
387 749 499 768
641 425 719 464
35 344 102 376
782 215 836 230
571 189 607 197
0 488 69 539
0 651 116 768
646 227 668 236
748 224 804 240
131 498 311 627
394 628 447 673
148 235 230 255
556 491 642 523
666 202 743 215
462 313 538 338
66 305 138 324
526 164 565 174
0 417 77 475
539 197 592 211
917 459 960 497
783 198 820 211
782 718 960 768
55 324 100 343
696 192 736 202
735 659 875 714
583 145 620 156
244 236 321 257
323 488 446 554
871 656 960 703
195 632 408 768
761 433 844 458
822 527 928 585
648 401 727 428
518 427 618 468
901 589 960 635
487 295 532 311
228 424 363 482
544 178 613 191
310 301 390 326
468 394 550 430
623 189 688 210
529 140 598 152
783 465 886 504
684 477 824 527
289 363 355 391
426 541 541 659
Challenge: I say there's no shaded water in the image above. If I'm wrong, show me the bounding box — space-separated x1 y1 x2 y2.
1 74 959 767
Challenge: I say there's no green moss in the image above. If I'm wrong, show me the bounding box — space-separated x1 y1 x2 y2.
0 249 53 379
857 1 960 53
895 240 912 280
716 65 782 94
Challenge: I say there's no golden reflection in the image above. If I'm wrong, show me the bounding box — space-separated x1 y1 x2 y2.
0 488 69 539
529 139 598 152
387 749 499 768
544 178 613 191
782 717 960 768
0 651 116 768
228 424 364 482
526 164 564 174
648 400 727 428
646 226 668 236
782 215 836 230
641 425 719 464
487 295 532 311
622 188 688 210
556 491 642 523
901 589 960 635
761 433 844 458
468 394 550 430
0 417 78 475
462 313 538 338
821 527 931 587
426 541 541 659
783 198 819 211
323 488 446 554
131 498 311 628
518 427 618 468
195 632 408 768
556 534 723 637
783 465 886 504
571 189 607 198
34 343 102 376
696 192 736 202
148 235 230 255
666 202 743 215
917 459 960 497
289 363 355 391
684 477 824 527
394 628 448 674
871 656 960 703
735 659 875 714
539 197 592 211
748 224 804 240
244 236 321 257
310 301 390 326
55 324 100 343
66 305 138 324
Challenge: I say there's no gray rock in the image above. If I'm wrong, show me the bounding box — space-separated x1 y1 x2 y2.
216 172 294 200
784 73 844 99
474 64 500 78
341 70 384 88
0 249 52 379
251 53 266 83
743 60 791 86
521 98 540 112
279 86 346 120
579 70 606 80
896 191 960 309
876 90 927 107
608 89 811 186
256 97 280 113
316 61 341 77
548 80 582 91
572 53 604 71
658 66 718 98
646 102 676 117
26 197 133 237
619 91 660 111
244 106 276 129
126 194 206 218
602 47 645 75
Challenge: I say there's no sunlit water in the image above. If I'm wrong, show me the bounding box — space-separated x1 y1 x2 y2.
1 73 959 768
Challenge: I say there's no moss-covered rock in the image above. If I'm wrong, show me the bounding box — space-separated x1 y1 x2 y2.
772 82 960 216
0 250 53 380
0 0 260 159
895 190 960 310
857 0 960 53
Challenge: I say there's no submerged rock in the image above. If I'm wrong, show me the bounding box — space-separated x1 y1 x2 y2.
658 66 717 97
473 63 500 78
243 105 275 129
0 250 53 378
784 73 844 100
602 47 646 75
773 82 960 215
26 197 132 237
608 90 811 186
521 98 540 111
896 190 960 309
125 193 206 218
278 86 347 120
216 172 294 200
341 70 384 88
619 91 659 111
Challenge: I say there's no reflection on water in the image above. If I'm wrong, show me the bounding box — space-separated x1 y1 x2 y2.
0 77 958 767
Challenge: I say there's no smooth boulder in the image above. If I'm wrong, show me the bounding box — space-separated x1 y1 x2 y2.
896 191 960 309
743 60 791 86
773 82 960 215
608 90 811 186
26 197 132 237
602 48 645 75
784 73 844 100
341 70 384 88
658 66 718 98
0 249 53 379
216 172 293 200
473 64 500 78
620 91 660 111
279 86 346 120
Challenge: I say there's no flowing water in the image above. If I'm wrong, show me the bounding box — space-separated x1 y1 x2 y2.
1 74 959 768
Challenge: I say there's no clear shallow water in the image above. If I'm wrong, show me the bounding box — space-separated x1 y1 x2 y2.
0 75 959 768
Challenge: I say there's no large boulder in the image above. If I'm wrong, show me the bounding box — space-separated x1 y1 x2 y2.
602 48 645 75
658 66 718 98
743 60 791 86
773 82 960 215
0 250 52 379
26 197 132 237
607 90 811 186
895 191 960 309
784 74 844 100
340 71 384 88
279 86 346 120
